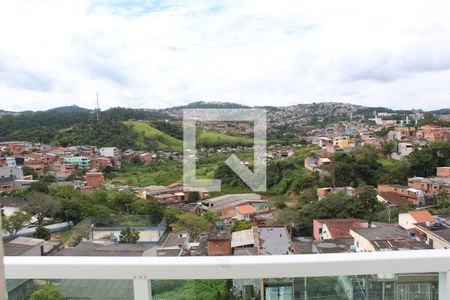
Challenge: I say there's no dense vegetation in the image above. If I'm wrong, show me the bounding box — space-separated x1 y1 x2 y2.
0 111 90 143
54 119 139 149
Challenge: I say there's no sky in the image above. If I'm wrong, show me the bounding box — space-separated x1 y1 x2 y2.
1 0 450 111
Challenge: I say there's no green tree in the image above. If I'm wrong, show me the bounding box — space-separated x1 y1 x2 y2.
130 199 165 219
108 190 138 213
33 225 51 240
232 220 252 232
22 166 38 179
408 142 450 177
30 284 65 300
165 208 182 225
357 186 385 227
29 181 50 194
2 212 30 239
331 145 383 187
408 148 438 177
119 227 140 244
23 191 62 226
202 211 217 224
172 213 211 239
382 141 396 158
187 191 200 203
435 189 449 209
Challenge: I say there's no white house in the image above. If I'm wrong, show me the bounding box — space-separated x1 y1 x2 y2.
99 147 119 157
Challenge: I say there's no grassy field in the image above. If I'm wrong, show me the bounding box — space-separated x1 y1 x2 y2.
197 130 253 147
109 145 317 189
52 230 73 243
109 151 255 187
126 121 183 151
110 159 183 186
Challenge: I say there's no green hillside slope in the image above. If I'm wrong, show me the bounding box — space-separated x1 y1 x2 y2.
197 130 253 147
126 121 183 151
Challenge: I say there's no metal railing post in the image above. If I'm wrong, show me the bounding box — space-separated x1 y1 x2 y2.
439 271 450 300
0 214 8 299
133 278 152 300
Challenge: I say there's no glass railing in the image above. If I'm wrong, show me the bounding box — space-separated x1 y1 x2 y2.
3 250 450 300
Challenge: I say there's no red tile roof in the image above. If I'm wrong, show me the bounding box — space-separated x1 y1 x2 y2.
236 204 256 215
378 192 411 206
322 219 366 239
409 210 435 223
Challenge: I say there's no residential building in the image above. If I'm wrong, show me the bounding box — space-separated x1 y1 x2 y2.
408 214 450 249
0 166 23 180
416 125 450 142
304 157 330 174
313 219 368 241
54 241 153 256
408 176 450 197
391 142 414 160
377 184 424 206
207 223 232 256
161 232 189 249
399 210 436 231
201 194 268 219
3 141 32 155
3 237 44 257
333 136 350 149
349 222 431 252
0 177 14 193
85 172 104 188
388 126 416 141
99 147 120 157
231 228 255 253
377 191 412 207
437 167 450 178
316 186 358 200
63 157 91 169
256 226 296 299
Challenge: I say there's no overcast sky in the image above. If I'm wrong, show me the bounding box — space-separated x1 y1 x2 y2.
1 0 450 111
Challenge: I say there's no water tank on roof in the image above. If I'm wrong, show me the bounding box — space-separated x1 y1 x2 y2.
434 221 443 227
410 231 417 238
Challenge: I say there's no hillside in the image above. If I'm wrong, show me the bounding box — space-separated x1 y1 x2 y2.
126 121 183 151
46 105 93 113
127 121 253 151
197 130 253 147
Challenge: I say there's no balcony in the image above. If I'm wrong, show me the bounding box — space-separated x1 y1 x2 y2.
2 249 450 299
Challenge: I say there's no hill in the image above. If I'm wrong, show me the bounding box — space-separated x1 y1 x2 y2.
126 121 183 151
168 101 250 110
46 105 93 113
197 130 253 147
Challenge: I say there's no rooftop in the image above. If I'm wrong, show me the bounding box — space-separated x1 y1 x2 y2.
352 223 409 241
314 238 353 253
208 224 231 240
202 193 263 212
257 226 294 255
235 204 256 215
54 241 152 256
162 232 189 248
231 228 255 248
3 237 44 256
378 192 411 206
409 210 436 223
319 219 366 239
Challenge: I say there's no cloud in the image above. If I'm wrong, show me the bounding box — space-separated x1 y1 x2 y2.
0 0 450 111
0 52 54 92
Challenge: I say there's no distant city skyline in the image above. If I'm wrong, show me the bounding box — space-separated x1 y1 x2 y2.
1 0 450 111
